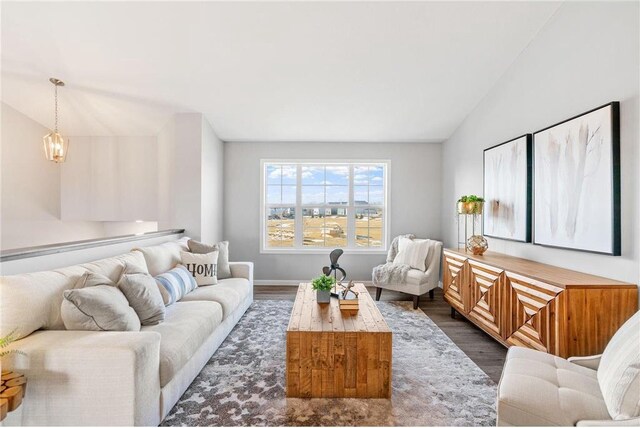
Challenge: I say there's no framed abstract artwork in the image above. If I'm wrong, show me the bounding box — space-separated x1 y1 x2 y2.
533 102 620 255
483 134 532 242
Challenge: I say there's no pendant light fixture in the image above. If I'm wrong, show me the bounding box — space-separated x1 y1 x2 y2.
43 77 69 163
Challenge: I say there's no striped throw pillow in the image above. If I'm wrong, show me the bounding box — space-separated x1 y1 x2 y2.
394 237 431 271
154 265 197 306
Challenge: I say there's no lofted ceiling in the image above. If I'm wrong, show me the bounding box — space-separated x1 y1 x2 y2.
1 1 560 141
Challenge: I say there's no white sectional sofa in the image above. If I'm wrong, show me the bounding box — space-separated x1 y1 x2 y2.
0 237 253 426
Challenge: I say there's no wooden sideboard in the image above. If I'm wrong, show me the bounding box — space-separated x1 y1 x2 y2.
442 249 638 358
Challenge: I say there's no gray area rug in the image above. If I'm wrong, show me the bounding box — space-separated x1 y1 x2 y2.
162 300 497 426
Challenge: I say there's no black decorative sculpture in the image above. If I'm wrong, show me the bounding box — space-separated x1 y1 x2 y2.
322 249 347 296
341 280 359 300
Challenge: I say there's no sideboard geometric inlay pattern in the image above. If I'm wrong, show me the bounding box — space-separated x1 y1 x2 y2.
442 249 638 358
468 260 502 337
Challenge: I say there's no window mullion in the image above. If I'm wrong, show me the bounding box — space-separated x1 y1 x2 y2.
295 164 303 249
347 164 355 248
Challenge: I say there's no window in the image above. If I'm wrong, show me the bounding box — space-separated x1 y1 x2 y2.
262 161 388 252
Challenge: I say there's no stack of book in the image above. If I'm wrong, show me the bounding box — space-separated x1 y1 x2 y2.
338 292 359 311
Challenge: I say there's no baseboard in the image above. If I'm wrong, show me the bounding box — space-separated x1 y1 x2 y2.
255 280 374 286
254 280 300 286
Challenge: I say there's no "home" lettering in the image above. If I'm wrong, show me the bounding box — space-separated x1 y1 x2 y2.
186 263 216 277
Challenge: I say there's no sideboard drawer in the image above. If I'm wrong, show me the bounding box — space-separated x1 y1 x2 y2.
442 252 467 314
467 260 504 338
502 271 563 352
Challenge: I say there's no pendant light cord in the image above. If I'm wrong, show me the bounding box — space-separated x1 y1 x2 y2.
54 83 58 132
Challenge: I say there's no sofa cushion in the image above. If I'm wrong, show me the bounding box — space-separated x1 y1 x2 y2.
598 310 640 420
405 269 430 285
498 347 611 426
180 278 251 319
142 301 222 387
61 285 141 331
133 237 189 277
1 250 148 339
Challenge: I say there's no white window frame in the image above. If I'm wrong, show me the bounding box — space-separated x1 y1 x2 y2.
260 159 390 254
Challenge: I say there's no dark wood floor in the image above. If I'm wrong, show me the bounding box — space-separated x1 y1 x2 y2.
255 285 507 383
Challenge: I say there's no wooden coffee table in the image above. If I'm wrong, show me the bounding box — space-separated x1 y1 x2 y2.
286 282 392 398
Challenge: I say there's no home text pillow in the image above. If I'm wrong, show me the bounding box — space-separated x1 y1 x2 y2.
181 250 219 286
61 285 140 331
117 264 165 325
154 265 198 306
597 310 640 420
188 240 231 279
394 237 431 271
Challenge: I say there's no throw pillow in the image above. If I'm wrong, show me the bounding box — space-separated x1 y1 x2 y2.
181 250 219 286
73 271 116 289
61 285 140 331
132 237 189 277
154 265 198 306
117 264 166 325
394 237 431 271
597 310 640 420
188 240 231 279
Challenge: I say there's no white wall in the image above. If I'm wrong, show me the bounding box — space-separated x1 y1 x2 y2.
157 113 224 243
0 103 105 248
441 2 640 283
157 113 175 231
60 136 158 222
159 113 203 238
201 118 224 244
224 142 442 281
0 103 158 250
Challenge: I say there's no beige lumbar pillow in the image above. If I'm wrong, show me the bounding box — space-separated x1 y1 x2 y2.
188 240 231 279
117 264 166 326
61 285 140 331
394 237 431 271
181 250 219 286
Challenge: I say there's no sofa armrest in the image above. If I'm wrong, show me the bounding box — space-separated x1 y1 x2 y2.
568 354 601 370
5 330 161 426
578 418 640 426
229 261 254 284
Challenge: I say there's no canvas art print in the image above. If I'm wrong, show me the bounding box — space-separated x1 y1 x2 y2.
484 135 531 242
533 102 620 255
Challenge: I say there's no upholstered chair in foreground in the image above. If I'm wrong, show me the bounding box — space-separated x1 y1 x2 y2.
497 310 640 426
373 236 443 309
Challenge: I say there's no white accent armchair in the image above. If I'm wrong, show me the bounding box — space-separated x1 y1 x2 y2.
373 238 443 309
497 310 640 426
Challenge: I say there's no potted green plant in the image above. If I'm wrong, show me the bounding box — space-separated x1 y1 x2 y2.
457 195 485 215
312 274 335 304
0 329 23 358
